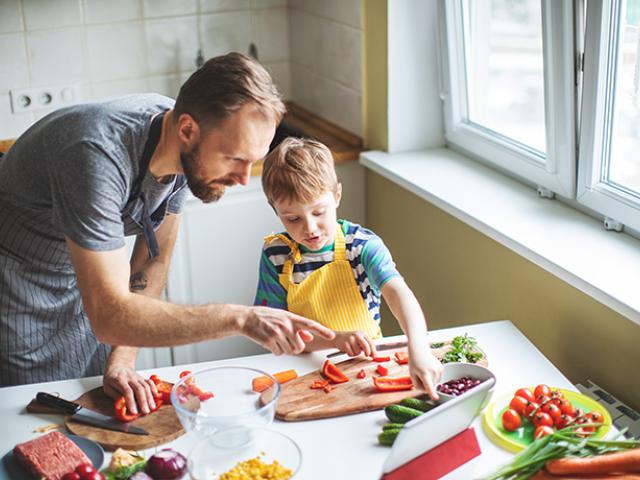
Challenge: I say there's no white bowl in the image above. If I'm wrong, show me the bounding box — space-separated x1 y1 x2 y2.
171 366 280 440
436 362 496 405
188 427 302 480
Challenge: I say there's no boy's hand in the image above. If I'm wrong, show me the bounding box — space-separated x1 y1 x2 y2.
242 306 335 355
408 345 444 401
332 331 377 357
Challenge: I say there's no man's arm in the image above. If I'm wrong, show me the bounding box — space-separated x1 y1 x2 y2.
66 228 335 352
103 213 182 414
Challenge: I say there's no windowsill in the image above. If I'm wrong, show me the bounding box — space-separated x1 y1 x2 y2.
360 148 640 327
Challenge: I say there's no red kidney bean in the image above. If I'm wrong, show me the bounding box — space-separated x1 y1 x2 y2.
437 376 485 396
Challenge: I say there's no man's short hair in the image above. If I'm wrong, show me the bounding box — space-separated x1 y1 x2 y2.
262 137 339 206
174 52 285 128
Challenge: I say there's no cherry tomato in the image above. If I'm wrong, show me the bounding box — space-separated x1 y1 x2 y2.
532 411 554 428
75 464 96 477
524 401 540 419
502 408 522 432
542 403 562 424
62 473 81 480
556 413 575 429
558 398 576 416
587 411 604 424
509 396 529 415
515 388 534 402
534 425 554 439
575 426 595 437
534 384 551 398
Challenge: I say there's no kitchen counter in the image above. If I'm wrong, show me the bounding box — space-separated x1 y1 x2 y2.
0 320 601 479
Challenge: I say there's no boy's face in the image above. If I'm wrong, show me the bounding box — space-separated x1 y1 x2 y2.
273 187 342 251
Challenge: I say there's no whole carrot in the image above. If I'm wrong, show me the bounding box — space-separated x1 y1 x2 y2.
545 448 640 476
532 471 640 479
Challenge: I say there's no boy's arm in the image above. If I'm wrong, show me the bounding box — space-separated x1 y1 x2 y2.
254 250 287 308
381 277 443 400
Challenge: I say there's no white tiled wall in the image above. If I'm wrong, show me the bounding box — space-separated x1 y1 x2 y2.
0 0 362 140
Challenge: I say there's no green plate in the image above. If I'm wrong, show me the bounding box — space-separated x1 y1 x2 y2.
481 387 612 452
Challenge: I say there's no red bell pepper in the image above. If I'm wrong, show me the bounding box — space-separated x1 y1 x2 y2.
372 356 391 362
178 370 215 401
114 396 139 422
356 369 366 379
372 376 414 392
322 360 349 384
377 364 389 376
394 351 409 365
150 374 173 403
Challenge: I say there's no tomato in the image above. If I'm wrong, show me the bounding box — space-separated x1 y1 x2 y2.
542 403 562 424
501 408 522 432
534 425 554 439
524 401 540 419
515 388 534 402
586 411 604 424
509 396 529 415
62 473 81 480
81 473 104 480
558 398 576 416
532 411 554 428
575 426 595 437
555 413 574 429
75 464 96 477
534 384 552 398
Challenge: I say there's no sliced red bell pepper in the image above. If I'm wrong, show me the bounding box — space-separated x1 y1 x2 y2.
322 360 349 384
149 374 173 403
177 370 214 401
356 369 366 379
310 379 330 389
377 364 389 376
394 351 409 365
372 376 414 392
372 356 391 362
114 396 139 422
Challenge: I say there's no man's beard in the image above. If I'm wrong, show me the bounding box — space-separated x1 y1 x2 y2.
180 145 232 204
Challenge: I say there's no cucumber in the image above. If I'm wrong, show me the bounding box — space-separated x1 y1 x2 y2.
378 428 402 446
382 423 405 431
385 404 423 423
400 397 435 413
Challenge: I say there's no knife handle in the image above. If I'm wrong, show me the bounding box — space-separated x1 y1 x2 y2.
36 392 81 414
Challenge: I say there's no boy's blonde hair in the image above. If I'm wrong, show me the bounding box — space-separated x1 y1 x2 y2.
262 137 339 205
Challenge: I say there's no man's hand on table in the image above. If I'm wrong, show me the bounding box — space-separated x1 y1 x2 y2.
241 306 336 355
103 362 158 416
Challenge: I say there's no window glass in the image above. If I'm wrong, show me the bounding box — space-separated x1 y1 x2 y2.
462 0 547 153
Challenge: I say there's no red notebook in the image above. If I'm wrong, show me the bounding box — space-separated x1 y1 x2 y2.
382 427 481 480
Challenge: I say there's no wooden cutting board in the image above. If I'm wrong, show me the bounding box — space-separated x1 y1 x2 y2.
27 387 184 451
273 341 489 422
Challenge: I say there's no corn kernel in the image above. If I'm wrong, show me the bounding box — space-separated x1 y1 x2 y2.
218 455 293 480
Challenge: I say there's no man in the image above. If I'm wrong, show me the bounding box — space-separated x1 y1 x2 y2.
0 52 334 416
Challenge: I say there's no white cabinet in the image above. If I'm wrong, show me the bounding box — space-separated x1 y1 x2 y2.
138 162 366 368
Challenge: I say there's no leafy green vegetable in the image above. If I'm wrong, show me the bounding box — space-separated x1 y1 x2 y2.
480 426 640 480
441 333 484 363
430 342 445 348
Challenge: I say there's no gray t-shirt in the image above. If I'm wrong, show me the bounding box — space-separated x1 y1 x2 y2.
0 94 189 386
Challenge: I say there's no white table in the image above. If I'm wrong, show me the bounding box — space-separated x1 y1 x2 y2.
0 320 589 479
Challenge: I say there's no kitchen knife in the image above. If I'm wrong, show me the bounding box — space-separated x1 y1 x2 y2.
326 340 409 359
36 392 149 435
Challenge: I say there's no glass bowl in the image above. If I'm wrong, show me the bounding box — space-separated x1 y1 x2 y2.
170 366 280 439
188 427 302 480
436 362 496 407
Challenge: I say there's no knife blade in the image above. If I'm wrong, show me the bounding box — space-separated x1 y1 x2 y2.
326 340 409 359
36 392 149 435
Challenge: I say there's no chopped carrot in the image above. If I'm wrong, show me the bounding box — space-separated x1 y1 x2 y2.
252 369 298 392
310 380 330 389
545 448 640 476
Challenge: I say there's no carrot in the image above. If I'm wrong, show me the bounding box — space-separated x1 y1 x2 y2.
531 471 640 479
251 369 298 392
545 448 640 476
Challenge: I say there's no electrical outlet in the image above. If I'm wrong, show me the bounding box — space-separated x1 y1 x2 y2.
9 84 82 114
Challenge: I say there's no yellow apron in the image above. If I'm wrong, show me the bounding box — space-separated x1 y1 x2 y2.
265 225 382 339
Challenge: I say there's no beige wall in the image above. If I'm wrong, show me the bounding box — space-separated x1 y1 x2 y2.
367 172 640 411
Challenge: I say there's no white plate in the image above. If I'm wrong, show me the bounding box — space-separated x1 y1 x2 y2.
0 433 104 480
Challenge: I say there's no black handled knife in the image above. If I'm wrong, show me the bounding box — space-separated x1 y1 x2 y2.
36 392 149 435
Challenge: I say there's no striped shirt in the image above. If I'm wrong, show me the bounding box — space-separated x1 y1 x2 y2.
0 94 188 386
254 220 401 324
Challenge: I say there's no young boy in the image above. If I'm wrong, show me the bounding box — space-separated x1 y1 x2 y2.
254 138 443 399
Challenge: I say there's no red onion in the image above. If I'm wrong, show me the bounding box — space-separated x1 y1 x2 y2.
145 449 187 479
128 473 154 480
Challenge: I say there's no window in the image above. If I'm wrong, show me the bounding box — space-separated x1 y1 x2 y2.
578 0 640 231
442 0 576 197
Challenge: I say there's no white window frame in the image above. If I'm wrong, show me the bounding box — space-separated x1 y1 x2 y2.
441 0 576 198
578 0 640 232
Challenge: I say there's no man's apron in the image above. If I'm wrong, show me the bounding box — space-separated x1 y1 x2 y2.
266 225 382 339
